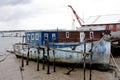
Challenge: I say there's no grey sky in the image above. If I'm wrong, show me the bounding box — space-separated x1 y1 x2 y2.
0 0 31 6
0 0 120 31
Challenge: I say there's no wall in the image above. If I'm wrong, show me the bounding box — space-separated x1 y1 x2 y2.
41 31 58 45
58 31 80 42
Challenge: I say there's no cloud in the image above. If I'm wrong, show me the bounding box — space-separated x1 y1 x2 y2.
0 0 31 6
0 0 33 22
0 0 120 31
0 1 41 22
0 6 30 21
0 0 68 22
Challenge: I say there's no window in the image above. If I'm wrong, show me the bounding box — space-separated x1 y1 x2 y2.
44 33 48 40
35 33 39 40
31 34 34 40
30 51 32 53
27 34 30 40
66 32 69 38
90 31 94 39
52 33 56 40
34 51 36 54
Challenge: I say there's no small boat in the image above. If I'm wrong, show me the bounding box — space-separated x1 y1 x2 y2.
13 29 111 65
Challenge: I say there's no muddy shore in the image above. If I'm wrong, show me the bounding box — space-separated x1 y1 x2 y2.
0 52 119 80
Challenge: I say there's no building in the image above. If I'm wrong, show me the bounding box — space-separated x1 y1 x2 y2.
82 14 120 39
0 30 25 37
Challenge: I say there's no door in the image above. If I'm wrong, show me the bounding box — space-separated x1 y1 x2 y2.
80 32 85 42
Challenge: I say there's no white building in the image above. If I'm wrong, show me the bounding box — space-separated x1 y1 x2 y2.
81 14 120 38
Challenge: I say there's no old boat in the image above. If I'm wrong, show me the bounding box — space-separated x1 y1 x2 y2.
13 29 111 65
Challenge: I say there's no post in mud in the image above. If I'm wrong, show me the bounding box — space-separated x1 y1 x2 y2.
37 44 40 71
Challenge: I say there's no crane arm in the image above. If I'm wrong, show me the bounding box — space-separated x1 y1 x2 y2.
68 5 84 27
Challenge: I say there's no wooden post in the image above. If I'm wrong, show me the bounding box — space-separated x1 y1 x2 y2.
52 38 56 72
21 36 24 68
26 35 30 65
42 48 45 70
37 44 40 71
83 39 86 80
47 40 50 74
89 31 93 80
26 45 30 65
21 54 24 68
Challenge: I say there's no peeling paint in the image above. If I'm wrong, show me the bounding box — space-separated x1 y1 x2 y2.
14 39 111 64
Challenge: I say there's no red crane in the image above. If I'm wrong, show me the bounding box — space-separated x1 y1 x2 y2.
68 5 84 27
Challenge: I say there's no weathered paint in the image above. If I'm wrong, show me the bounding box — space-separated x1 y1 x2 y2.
25 31 58 45
14 38 111 64
14 30 111 64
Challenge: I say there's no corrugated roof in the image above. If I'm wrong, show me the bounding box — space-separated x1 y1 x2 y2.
84 14 120 25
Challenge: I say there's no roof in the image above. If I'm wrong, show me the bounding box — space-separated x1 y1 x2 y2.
83 14 120 26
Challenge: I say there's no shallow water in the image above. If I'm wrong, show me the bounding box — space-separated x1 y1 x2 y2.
0 37 22 52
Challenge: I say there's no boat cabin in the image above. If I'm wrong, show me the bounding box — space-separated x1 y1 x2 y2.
25 30 110 45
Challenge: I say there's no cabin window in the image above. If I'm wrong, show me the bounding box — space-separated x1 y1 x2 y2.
31 34 34 40
44 33 48 40
34 51 36 53
35 33 39 40
52 33 56 40
66 32 69 38
27 34 30 40
90 31 94 39
30 51 32 53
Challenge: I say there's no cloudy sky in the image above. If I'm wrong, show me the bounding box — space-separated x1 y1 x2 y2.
0 0 120 31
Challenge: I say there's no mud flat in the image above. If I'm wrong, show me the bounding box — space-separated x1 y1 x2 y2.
0 52 117 80
0 52 21 80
